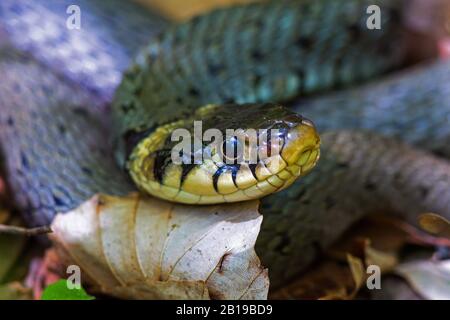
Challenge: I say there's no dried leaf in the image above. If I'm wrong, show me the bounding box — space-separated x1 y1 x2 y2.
395 260 450 300
50 193 268 300
364 245 398 274
347 254 365 292
138 0 258 21
270 254 367 300
419 213 450 238
316 254 366 300
271 217 402 300
0 282 32 300
329 217 412 260
345 238 398 274
270 260 355 300
0 209 9 224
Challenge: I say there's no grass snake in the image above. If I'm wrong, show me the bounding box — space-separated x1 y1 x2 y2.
1 0 450 289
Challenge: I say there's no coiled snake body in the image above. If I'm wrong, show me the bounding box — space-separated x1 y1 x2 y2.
1 0 450 288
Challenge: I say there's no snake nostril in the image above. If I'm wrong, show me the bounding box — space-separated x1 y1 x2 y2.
301 118 315 127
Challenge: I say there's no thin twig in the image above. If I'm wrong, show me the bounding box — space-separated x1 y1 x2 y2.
0 224 52 236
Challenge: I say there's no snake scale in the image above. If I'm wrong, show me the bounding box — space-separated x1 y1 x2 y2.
1 0 450 289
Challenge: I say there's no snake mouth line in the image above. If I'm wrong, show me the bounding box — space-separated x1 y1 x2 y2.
129 145 320 205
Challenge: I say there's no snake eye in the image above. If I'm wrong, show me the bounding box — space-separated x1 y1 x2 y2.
221 136 242 164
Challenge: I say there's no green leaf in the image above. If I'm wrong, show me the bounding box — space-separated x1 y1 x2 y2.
41 280 95 300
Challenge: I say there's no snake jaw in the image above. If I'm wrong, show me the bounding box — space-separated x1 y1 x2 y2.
280 118 320 166
268 120 321 191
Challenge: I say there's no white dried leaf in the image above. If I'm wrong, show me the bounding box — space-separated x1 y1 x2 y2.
50 193 268 300
395 260 450 300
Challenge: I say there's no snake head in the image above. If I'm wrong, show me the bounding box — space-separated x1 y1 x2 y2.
127 103 320 204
